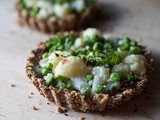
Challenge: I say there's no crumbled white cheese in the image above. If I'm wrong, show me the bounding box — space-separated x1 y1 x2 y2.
39 58 49 68
25 0 38 7
71 77 89 91
73 38 83 50
123 54 145 64
37 9 49 19
71 0 86 11
91 66 109 93
92 66 110 80
124 54 146 75
112 54 146 75
83 28 102 38
43 73 53 81
54 3 71 18
112 63 130 74
36 1 54 19
54 56 92 78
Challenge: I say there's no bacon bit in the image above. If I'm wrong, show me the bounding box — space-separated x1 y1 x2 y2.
10 84 15 87
79 117 85 120
55 53 59 57
86 61 90 66
32 106 38 110
62 59 67 65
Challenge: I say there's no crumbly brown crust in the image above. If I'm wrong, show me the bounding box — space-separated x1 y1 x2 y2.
15 2 99 34
25 33 153 112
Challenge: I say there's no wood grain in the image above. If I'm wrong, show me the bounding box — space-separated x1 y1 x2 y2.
0 0 160 120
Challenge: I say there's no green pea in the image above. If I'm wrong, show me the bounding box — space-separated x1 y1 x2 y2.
80 87 91 96
42 52 49 59
77 8 84 14
46 41 53 48
56 75 68 83
42 68 50 75
94 85 104 94
45 74 54 86
127 74 138 81
103 42 112 49
119 43 130 51
46 63 53 70
83 36 93 46
110 72 122 82
122 37 131 43
110 55 122 67
93 42 101 51
130 46 142 54
85 74 94 82
130 41 137 46
18 3 25 10
30 7 40 17
66 83 73 90
110 82 120 92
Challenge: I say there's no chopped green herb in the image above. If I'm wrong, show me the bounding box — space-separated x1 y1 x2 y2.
85 74 94 82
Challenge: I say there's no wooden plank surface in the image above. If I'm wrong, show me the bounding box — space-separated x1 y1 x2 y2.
0 0 160 120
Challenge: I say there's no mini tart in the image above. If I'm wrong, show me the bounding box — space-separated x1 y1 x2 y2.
26 28 153 112
16 0 99 33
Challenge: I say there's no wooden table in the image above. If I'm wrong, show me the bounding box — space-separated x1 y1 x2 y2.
0 0 160 120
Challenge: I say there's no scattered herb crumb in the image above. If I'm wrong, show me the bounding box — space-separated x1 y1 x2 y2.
31 92 34 95
64 113 68 116
32 106 38 110
10 84 15 87
79 117 85 120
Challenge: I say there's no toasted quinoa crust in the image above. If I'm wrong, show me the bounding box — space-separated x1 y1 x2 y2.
25 32 153 112
15 2 99 34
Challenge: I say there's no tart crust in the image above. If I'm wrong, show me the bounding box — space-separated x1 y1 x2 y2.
25 32 153 112
15 2 99 33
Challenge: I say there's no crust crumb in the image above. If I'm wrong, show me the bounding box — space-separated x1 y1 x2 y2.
28 96 32 98
57 107 67 113
46 102 50 105
32 106 38 110
79 117 85 120
10 84 15 87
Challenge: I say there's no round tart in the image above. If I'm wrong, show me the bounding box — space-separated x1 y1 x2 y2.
16 0 99 33
26 28 153 112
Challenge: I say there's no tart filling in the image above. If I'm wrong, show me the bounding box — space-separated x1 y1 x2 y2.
36 28 148 96
18 0 94 19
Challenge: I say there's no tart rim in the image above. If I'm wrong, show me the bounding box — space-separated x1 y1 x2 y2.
15 2 99 34
25 32 153 112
